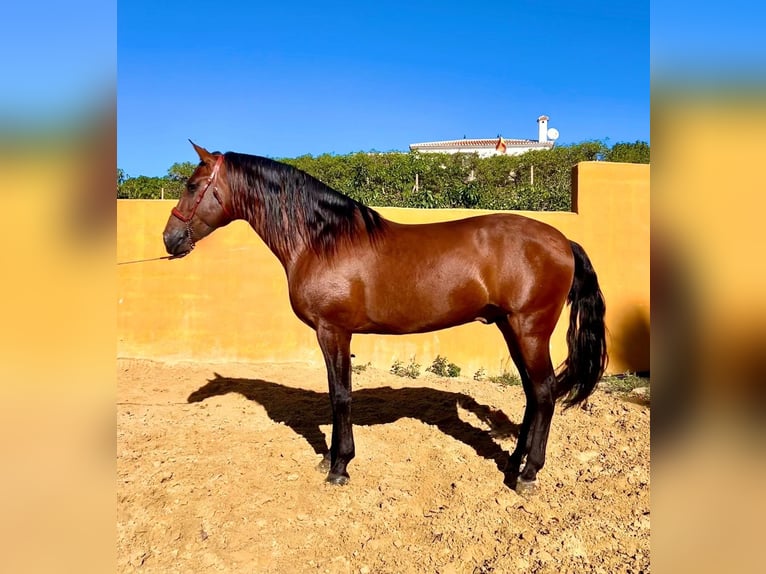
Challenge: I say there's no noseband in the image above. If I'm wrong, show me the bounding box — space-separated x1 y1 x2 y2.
171 155 231 223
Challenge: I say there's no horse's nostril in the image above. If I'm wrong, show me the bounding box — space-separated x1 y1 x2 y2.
164 230 183 254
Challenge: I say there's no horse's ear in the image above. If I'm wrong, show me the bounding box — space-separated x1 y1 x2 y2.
189 140 214 165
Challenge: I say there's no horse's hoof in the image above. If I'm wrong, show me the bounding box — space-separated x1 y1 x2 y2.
316 456 331 473
515 477 539 496
326 473 349 486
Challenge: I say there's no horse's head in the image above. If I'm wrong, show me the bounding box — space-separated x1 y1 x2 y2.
162 141 234 258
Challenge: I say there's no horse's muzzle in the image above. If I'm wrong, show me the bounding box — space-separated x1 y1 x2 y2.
163 228 193 258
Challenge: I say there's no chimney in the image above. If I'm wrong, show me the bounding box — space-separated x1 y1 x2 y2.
537 115 549 142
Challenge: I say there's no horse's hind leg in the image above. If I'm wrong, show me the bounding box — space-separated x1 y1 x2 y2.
497 315 557 490
516 335 557 486
316 324 355 485
496 317 533 481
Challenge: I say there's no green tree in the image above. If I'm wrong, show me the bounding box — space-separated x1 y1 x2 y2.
118 140 648 206
118 175 166 199
117 168 127 197
605 141 650 163
161 162 197 199
167 161 197 182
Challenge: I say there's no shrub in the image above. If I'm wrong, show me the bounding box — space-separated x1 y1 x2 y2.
426 355 461 378
600 373 649 393
489 372 522 387
351 361 371 374
119 141 648 205
390 357 421 379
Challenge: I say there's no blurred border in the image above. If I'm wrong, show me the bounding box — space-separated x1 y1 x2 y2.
0 2 116 572
652 4 766 572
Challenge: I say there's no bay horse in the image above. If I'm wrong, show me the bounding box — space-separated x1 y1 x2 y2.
163 142 607 491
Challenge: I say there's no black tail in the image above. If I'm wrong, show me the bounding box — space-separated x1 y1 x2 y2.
556 240 608 407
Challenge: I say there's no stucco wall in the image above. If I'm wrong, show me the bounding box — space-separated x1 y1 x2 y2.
117 161 649 376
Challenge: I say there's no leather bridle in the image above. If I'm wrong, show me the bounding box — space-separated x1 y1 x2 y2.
171 155 231 223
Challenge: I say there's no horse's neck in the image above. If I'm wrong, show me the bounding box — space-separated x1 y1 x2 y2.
246 217 303 272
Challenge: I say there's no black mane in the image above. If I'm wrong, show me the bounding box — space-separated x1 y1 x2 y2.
224 152 386 257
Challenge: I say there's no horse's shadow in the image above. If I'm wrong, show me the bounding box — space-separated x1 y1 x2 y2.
188 374 519 480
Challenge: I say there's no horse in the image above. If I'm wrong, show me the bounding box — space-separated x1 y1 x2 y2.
163 141 607 491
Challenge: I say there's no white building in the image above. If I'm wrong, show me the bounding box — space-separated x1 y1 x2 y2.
409 115 557 157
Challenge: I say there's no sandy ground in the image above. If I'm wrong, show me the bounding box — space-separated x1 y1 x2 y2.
117 358 649 573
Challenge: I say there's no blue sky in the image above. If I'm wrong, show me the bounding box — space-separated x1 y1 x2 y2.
119 1 649 177
1 1 114 122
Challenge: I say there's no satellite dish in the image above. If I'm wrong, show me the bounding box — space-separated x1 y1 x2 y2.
547 128 560 141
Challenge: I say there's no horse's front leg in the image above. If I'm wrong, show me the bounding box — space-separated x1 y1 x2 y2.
316 324 355 485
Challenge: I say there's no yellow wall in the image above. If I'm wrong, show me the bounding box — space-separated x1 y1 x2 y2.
117 161 649 376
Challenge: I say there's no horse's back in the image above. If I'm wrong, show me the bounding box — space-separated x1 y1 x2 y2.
385 212 573 271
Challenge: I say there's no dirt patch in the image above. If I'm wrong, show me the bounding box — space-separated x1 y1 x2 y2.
117 358 649 573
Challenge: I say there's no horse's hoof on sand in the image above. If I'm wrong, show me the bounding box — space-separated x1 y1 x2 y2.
515 478 539 496
316 456 331 473
326 473 349 486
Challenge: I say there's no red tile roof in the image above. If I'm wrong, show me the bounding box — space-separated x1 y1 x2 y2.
409 138 553 150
